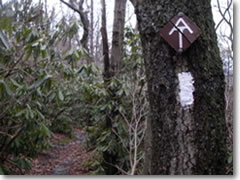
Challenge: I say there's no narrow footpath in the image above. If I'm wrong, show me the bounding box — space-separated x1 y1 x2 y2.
26 129 91 175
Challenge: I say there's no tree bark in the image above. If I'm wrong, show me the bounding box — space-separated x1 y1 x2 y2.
110 0 127 75
100 0 118 175
77 0 89 53
100 0 127 175
90 0 94 59
131 0 228 175
60 0 90 57
101 0 111 82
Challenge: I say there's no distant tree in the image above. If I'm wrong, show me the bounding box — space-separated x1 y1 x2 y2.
130 0 228 175
110 0 127 75
100 0 127 174
60 0 90 63
90 0 94 59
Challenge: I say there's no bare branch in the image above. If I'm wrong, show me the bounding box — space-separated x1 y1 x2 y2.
0 131 13 138
103 159 129 175
60 0 81 14
60 0 89 53
215 0 233 34
0 125 25 161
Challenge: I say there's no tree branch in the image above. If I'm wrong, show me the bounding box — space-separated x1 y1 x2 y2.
60 0 81 14
215 0 233 32
215 0 233 51
60 0 89 53
103 159 128 175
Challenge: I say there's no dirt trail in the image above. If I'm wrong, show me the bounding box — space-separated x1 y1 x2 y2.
26 129 90 175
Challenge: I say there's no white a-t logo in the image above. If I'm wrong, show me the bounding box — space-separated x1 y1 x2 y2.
169 17 193 50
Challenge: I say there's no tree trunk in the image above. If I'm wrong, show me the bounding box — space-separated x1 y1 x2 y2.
100 0 127 175
78 0 89 54
110 0 127 75
60 0 90 62
131 0 228 175
100 0 118 174
101 0 111 82
90 0 94 59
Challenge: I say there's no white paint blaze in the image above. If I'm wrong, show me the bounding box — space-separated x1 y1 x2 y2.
178 72 195 107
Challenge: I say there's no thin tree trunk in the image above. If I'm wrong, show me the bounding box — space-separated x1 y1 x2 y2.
130 0 228 175
60 0 90 63
95 16 101 62
110 0 127 75
78 0 89 54
100 0 117 174
101 0 111 83
90 0 94 59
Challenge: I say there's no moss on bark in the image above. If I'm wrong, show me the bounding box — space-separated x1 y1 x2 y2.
134 0 228 175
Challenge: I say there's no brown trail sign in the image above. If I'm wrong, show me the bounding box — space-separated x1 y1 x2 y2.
160 12 201 53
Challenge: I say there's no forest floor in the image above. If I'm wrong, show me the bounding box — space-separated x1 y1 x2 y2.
25 128 92 175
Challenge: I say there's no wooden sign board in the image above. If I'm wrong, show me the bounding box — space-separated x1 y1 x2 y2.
160 12 201 52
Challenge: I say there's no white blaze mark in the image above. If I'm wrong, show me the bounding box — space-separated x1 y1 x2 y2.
178 72 195 107
169 18 194 49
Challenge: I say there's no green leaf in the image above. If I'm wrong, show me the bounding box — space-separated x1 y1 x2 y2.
116 89 124 96
28 74 52 90
77 50 82 59
27 104 34 119
24 109 29 120
33 45 40 60
0 165 10 175
41 49 47 58
16 109 26 117
37 88 42 97
14 139 20 148
11 79 22 88
97 145 108 152
58 89 64 101
0 16 13 37
24 46 33 61
40 124 52 137
35 101 42 109
228 155 233 164
36 109 45 120
23 27 32 39
15 159 32 170
0 30 10 49
0 79 13 96
48 92 56 101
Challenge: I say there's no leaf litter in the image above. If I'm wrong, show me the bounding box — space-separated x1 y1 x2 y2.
25 128 91 175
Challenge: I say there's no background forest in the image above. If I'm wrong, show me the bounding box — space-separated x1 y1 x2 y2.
0 0 233 175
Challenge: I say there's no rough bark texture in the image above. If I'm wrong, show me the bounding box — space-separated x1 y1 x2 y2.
131 0 228 175
110 0 127 75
